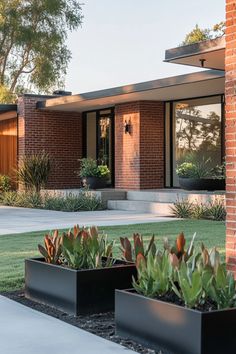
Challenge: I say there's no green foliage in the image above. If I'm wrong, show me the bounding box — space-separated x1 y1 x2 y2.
207 199 226 221
211 162 226 180
61 225 114 269
176 157 211 178
0 190 103 212
170 199 226 221
79 158 110 178
172 262 203 308
0 175 11 192
181 22 225 45
120 233 156 262
170 199 193 218
133 251 172 298
0 0 83 95
17 152 51 192
38 230 62 264
43 190 103 212
0 85 16 103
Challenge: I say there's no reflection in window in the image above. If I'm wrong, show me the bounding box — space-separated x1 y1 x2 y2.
173 96 222 186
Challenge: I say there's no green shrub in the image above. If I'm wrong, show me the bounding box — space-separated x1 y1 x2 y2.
78 158 110 178
0 191 18 206
207 199 226 221
17 152 51 192
43 191 103 212
15 192 42 209
170 199 193 218
170 198 226 221
0 175 12 192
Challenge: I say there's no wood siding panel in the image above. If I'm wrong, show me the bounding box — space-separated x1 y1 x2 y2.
0 117 17 177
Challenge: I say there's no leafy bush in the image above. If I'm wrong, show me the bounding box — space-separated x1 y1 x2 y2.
38 225 114 270
191 203 208 220
176 162 197 178
15 191 42 209
0 175 11 192
78 158 110 178
170 199 193 218
17 152 51 192
0 191 18 206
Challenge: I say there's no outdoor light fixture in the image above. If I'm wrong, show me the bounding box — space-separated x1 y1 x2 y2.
199 58 206 68
124 119 132 134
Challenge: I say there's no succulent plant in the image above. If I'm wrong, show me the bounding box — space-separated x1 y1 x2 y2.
120 233 156 263
38 230 62 264
61 225 114 269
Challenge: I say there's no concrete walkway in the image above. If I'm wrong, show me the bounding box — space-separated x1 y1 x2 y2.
0 206 176 235
0 296 137 354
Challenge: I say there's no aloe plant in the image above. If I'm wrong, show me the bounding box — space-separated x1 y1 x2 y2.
38 230 62 264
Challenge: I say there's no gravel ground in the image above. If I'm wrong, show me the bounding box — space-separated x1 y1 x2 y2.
1 290 176 354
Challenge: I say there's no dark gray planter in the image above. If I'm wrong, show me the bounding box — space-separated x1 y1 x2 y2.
115 289 236 354
81 176 107 189
25 258 136 315
178 177 225 191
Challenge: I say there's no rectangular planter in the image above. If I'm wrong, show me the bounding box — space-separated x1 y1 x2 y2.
25 257 136 315
115 289 236 354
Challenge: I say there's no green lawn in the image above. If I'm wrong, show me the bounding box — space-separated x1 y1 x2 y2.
0 219 226 292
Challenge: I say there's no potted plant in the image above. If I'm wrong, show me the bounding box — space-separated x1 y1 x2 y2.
78 158 110 189
25 225 136 315
115 233 236 354
176 158 225 191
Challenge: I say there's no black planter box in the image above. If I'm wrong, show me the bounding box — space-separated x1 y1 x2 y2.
178 177 225 191
25 258 136 315
115 289 236 354
81 176 107 189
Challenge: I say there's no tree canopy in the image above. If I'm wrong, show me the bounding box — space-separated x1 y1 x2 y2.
0 0 83 102
181 22 225 46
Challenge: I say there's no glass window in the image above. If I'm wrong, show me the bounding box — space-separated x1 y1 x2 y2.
172 96 222 187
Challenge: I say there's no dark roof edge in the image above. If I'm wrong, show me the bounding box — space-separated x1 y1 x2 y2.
165 36 225 62
0 104 17 113
37 70 225 110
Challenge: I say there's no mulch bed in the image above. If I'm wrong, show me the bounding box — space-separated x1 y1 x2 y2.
1 290 177 354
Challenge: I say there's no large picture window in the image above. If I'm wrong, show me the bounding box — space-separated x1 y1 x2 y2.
172 96 223 187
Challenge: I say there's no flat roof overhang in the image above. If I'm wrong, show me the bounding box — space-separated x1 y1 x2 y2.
0 104 17 121
37 70 225 113
164 37 225 71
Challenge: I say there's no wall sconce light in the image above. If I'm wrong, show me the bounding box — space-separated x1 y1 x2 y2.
124 119 132 134
199 58 206 68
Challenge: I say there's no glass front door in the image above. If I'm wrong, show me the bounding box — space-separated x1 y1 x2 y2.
84 108 114 186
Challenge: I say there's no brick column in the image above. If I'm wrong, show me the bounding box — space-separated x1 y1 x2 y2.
114 101 165 190
18 95 83 189
225 1 236 273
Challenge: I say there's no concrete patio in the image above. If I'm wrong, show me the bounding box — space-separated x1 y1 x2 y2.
0 296 137 354
0 206 176 235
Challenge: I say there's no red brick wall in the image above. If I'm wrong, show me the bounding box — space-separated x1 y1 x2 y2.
18 95 82 189
226 1 236 273
114 101 165 190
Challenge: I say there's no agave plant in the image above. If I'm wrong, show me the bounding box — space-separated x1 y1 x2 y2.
38 230 62 264
120 233 156 263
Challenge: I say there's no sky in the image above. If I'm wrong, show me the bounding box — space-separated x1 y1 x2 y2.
65 0 225 94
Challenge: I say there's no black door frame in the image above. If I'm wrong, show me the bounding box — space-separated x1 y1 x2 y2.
82 107 115 187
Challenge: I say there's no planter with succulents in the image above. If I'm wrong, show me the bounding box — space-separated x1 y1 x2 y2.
25 226 136 315
176 159 225 191
115 233 236 354
78 158 110 189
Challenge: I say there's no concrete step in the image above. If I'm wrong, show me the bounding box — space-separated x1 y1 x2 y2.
127 190 225 203
107 200 174 216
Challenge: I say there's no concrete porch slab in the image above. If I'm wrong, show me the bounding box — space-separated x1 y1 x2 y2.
0 206 176 235
0 296 137 354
